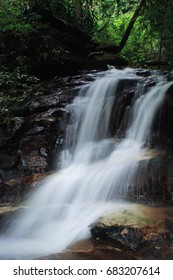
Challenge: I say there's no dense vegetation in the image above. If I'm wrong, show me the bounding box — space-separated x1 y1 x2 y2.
0 0 173 125
1 1 173 66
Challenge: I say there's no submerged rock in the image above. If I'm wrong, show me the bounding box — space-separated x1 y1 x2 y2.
37 238 135 260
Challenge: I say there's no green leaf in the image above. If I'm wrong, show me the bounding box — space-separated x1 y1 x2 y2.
155 246 161 250
114 247 122 252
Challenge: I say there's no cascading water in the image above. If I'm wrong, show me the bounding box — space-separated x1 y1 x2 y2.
0 68 172 259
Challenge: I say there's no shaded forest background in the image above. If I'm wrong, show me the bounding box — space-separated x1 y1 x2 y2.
1 0 173 126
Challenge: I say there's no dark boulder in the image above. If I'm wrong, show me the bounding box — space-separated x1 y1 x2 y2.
90 206 173 259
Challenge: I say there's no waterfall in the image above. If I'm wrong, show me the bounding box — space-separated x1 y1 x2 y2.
0 68 172 259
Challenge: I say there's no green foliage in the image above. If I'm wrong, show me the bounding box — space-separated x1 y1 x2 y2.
121 15 159 64
27 0 94 33
0 65 43 126
114 247 122 252
0 0 39 33
92 0 173 65
155 246 161 250
144 0 173 61
53 0 93 32
93 8 157 64
1 0 173 68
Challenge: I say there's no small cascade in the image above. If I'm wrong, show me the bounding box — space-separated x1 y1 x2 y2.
0 68 172 259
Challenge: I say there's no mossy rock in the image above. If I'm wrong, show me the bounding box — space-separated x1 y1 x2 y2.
90 206 172 255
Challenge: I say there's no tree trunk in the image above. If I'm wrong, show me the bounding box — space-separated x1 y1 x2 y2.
118 0 146 51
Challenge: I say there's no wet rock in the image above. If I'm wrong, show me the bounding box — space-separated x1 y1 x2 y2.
107 76 173 202
11 92 61 116
0 154 19 170
0 73 94 203
26 125 45 136
127 150 173 203
90 206 173 259
22 155 47 171
109 87 135 136
1 173 53 203
93 52 128 67
149 82 173 149
109 76 157 137
135 69 152 77
37 238 135 260
0 128 13 148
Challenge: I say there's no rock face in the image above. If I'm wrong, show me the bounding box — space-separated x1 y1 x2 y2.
108 71 173 203
0 69 173 204
129 151 173 203
0 74 93 203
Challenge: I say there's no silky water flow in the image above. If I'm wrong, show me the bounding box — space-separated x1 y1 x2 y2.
0 68 172 259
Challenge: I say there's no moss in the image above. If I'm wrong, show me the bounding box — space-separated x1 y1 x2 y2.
98 206 169 242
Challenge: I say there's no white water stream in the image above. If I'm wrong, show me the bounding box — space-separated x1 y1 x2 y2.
0 68 172 259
